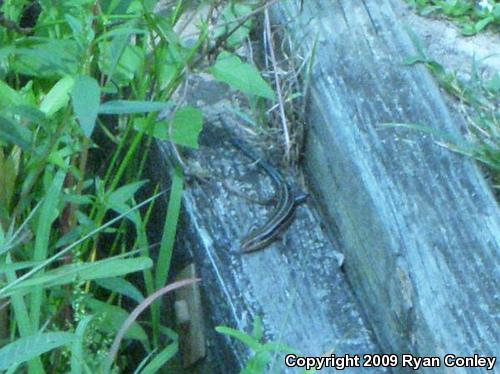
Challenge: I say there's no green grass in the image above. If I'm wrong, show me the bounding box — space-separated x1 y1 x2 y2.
406 0 500 35
385 30 499 189
0 0 279 372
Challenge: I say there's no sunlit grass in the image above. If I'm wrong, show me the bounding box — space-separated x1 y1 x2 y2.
0 0 278 372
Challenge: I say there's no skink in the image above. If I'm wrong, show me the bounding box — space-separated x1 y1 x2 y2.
225 128 306 253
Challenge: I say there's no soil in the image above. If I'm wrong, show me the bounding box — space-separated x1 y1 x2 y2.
394 1 499 80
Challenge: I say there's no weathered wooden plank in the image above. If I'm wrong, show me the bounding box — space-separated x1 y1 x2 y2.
149 80 386 371
271 0 500 370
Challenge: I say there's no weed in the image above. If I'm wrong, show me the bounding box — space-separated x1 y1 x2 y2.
384 31 499 189
0 0 279 372
406 0 500 35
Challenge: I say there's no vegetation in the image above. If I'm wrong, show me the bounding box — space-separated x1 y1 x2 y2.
406 0 500 35
216 317 300 374
390 8 500 189
404 55 499 180
5 0 495 372
0 0 281 372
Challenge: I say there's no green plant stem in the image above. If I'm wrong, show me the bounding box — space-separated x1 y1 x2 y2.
13 109 71 221
5 255 46 374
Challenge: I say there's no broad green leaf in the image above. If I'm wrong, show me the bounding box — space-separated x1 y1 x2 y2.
98 32 143 85
0 115 32 149
0 80 26 107
209 52 275 100
133 118 168 140
96 277 144 303
84 298 148 341
106 181 147 224
108 181 147 207
214 4 253 47
0 332 74 370
5 257 153 296
2 105 48 127
156 42 190 89
133 107 202 146
71 75 101 138
139 342 178 374
98 34 129 84
12 40 80 78
40 76 75 117
170 106 203 149
113 44 143 84
99 100 172 114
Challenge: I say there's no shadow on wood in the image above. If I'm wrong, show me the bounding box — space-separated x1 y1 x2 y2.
271 0 499 370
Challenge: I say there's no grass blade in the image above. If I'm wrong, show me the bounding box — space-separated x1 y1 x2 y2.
83 298 148 341
96 277 145 303
5 257 153 297
105 278 200 371
30 170 65 330
0 201 42 256
4 255 44 373
99 100 172 114
0 332 74 370
0 115 32 149
0 190 166 297
133 349 157 374
138 342 178 374
39 76 75 117
70 315 93 374
155 172 183 289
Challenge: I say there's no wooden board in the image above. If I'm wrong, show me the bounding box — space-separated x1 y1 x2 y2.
270 0 500 369
149 84 386 372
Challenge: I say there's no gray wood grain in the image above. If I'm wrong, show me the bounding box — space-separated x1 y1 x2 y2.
151 109 386 372
271 0 500 371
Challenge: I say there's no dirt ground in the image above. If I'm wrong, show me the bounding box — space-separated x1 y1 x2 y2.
394 1 499 80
